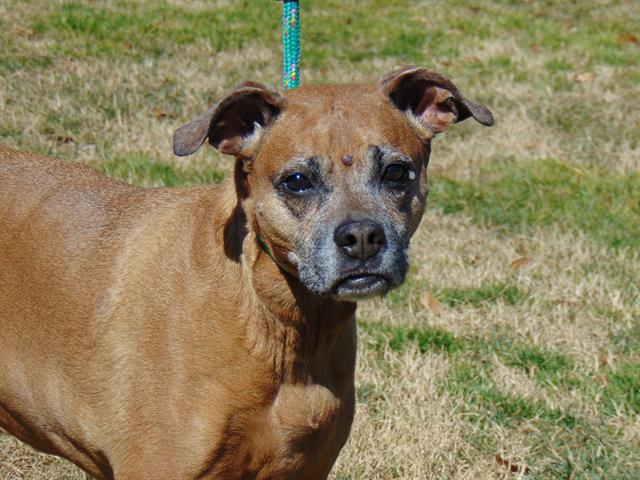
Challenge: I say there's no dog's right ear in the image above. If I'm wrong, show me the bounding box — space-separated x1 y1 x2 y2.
173 82 283 158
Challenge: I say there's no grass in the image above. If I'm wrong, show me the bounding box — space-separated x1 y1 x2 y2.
31 2 280 61
98 154 225 188
604 361 640 415
362 321 576 385
1 0 639 478
430 159 640 249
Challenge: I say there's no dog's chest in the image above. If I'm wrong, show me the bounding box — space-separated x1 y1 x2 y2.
265 383 347 476
209 382 351 479
270 383 341 444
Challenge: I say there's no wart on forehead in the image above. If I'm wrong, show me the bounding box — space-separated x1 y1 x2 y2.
341 154 354 166
284 145 412 175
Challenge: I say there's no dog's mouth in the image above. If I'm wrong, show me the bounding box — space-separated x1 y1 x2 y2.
332 273 390 300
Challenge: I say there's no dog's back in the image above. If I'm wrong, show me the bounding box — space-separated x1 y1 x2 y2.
0 146 250 478
0 145 356 479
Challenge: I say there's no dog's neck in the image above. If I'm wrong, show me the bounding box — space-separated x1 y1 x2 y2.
215 187 354 382
245 233 357 382
209 169 357 383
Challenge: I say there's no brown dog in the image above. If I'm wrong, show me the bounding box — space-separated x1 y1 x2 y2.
0 67 492 479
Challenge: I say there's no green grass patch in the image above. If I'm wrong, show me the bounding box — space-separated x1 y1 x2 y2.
0 54 53 73
361 322 577 385
0 125 24 141
448 360 577 428
360 323 464 355
497 341 578 387
385 278 527 310
32 1 280 59
302 1 458 68
544 58 573 73
447 352 638 478
99 154 225 188
603 361 640 415
504 344 572 376
438 283 524 308
355 382 376 403
430 159 640 249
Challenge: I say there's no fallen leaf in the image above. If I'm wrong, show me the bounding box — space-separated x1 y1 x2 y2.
10 25 35 38
620 34 638 44
598 351 608 369
422 291 445 316
54 135 75 144
469 254 481 265
521 424 539 434
510 257 532 270
573 72 595 83
153 108 168 120
554 298 577 306
594 374 608 385
494 454 531 475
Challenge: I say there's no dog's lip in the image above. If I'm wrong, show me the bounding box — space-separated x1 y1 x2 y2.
332 273 390 300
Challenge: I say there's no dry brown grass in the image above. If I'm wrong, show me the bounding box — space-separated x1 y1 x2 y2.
0 434 86 480
332 214 639 478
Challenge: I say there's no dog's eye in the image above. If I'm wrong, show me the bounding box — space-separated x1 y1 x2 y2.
283 172 313 193
382 164 408 183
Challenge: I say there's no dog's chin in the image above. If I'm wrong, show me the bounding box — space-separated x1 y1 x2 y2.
330 274 391 301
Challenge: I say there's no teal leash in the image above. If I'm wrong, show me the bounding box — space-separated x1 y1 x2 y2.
281 0 300 90
257 1 300 265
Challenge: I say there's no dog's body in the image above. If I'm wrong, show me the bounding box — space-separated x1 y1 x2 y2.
0 147 356 479
0 69 492 479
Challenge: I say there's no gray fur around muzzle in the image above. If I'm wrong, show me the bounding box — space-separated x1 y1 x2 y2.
296 216 409 300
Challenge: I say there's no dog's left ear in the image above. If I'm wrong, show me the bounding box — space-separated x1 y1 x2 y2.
173 81 283 157
380 66 493 136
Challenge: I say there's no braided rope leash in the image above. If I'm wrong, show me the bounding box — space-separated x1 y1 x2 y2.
281 0 300 90
256 1 300 266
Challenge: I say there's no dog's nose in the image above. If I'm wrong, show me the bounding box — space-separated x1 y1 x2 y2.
334 220 386 260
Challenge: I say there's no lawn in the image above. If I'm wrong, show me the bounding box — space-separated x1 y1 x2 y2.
1 0 639 478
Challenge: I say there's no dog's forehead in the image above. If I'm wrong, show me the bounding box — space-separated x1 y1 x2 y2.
256 84 424 171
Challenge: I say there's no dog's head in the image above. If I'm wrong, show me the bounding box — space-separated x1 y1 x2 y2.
174 67 493 300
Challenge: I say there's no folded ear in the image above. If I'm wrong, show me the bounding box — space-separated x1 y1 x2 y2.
380 66 493 136
173 81 283 157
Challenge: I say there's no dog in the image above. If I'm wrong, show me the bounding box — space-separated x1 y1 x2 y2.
0 66 492 479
